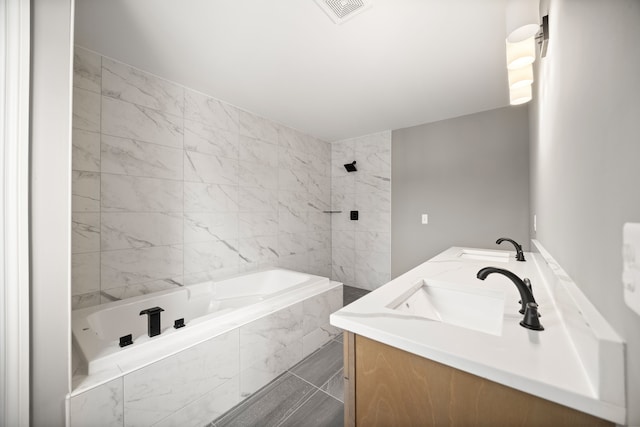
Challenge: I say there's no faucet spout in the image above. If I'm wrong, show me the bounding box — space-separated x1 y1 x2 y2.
496 237 525 261
476 267 536 314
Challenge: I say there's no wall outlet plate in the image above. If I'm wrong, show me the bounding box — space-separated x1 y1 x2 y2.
622 222 640 316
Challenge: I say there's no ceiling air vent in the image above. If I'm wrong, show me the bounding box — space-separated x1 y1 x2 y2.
314 0 372 24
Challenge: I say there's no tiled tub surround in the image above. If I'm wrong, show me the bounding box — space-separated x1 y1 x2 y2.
71 46 332 309
69 271 343 427
330 131 391 291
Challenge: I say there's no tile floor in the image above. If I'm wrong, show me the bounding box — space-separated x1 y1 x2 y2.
209 285 370 427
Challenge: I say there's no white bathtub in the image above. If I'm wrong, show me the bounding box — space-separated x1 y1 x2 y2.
72 268 339 377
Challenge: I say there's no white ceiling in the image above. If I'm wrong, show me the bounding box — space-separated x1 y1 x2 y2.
74 0 511 141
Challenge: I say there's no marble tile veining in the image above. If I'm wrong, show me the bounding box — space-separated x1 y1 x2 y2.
185 212 239 243
184 240 240 274
239 136 278 167
101 212 183 250
72 213 100 254
101 135 183 180
73 47 101 93
73 88 101 132
70 377 123 427
124 330 239 427
72 171 100 213
72 252 100 295
184 150 239 185
184 89 239 132
184 182 239 213
101 245 183 289
102 96 183 149
102 57 184 116
72 129 101 172
184 118 239 159
101 174 183 213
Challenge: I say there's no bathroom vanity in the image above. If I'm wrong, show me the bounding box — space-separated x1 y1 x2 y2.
331 243 626 426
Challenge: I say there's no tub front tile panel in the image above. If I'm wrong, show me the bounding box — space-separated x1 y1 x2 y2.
153 375 240 427
72 129 101 172
101 135 183 180
101 174 183 213
70 377 123 427
101 212 183 251
101 245 183 289
102 97 183 149
302 286 342 357
73 47 101 93
102 57 184 116
124 330 239 427
239 341 303 397
239 302 304 374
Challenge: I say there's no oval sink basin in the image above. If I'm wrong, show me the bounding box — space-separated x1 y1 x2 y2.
457 249 510 263
388 280 505 336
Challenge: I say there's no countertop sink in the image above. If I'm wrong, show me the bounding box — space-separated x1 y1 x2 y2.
387 279 505 336
457 248 510 263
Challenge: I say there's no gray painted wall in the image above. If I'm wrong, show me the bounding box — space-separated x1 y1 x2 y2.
391 106 529 277
530 1 640 425
30 0 73 424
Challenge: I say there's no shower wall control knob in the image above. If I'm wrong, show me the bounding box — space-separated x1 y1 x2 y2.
350 210 358 220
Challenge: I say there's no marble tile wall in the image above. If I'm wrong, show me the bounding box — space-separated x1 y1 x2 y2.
71 47 332 308
331 131 392 290
69 285 341 427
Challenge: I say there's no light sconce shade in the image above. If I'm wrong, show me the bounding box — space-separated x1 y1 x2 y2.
508 64 534 89
506 0 540 43
509 84 532 105
506 37 536 70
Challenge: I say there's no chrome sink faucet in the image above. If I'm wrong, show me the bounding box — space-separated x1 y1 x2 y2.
496 237 526 261
476 267 543 331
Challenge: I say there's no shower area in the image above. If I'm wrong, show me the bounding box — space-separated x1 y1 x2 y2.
69 46 391 425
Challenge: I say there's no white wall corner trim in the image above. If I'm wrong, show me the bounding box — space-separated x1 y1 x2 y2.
1 0 31 426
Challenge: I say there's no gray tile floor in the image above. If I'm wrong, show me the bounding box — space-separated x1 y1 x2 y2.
210 285 370 427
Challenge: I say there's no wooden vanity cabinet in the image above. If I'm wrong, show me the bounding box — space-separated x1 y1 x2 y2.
343 332 612 427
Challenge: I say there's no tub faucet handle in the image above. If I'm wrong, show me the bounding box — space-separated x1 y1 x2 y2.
140 306 164 337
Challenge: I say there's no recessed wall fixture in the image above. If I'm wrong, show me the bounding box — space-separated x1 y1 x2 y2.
504 0 548 106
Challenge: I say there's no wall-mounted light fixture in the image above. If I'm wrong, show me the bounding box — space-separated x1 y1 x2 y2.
504 0 548 106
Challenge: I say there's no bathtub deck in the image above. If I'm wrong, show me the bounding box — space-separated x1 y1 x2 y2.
209 285 370 427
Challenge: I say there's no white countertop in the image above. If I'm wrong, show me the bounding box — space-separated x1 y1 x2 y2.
330 246 626 424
